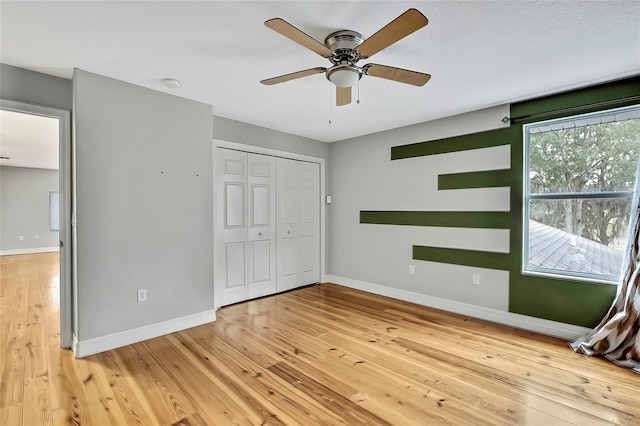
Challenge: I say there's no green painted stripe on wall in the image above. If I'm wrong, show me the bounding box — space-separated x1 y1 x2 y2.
391 127 514 160
371 77 639 328
438 169 512 190
360 211 511 229
511 76 640 123
413 246 510 270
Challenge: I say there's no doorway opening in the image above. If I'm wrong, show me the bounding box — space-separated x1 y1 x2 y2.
0 100 72 348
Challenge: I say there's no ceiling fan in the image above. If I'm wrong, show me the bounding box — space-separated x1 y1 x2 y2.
260 9 431 107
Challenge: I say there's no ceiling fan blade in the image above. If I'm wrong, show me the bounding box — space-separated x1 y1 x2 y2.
260 67 326 85
356 9 428 59
265 18 333 58
364 64 431 86
336 86 352 106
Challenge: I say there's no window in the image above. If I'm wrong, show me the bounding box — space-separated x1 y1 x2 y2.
524 105 640 283
49 191 59 231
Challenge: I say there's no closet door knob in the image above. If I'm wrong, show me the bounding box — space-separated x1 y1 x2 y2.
287 230 291 234
258 232 263 236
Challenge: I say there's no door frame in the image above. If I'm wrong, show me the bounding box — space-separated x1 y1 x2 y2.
1 99 73 348
212 139 326 310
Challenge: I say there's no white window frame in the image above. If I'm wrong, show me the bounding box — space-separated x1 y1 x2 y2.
522 104 639 284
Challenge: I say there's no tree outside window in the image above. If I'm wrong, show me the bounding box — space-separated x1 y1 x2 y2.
524 106 640 283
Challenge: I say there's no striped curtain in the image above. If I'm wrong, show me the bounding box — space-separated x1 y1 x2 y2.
570 160 640 373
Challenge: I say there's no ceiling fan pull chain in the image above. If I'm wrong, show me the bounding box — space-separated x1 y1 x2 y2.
357 79 361 105
328 83 332 124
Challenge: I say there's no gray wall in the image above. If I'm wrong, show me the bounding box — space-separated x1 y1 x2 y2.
2 64 331 344
74 69 214 341
0 63 515 339
0 63 72 110
328 105 512 310
0 166 59 252
213 116 329 160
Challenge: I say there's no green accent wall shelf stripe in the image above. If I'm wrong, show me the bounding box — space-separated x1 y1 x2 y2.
360 211 511 229
510 78 640 124
363 76 639 328
391 127 514 160
438 169 512 190
413 246 510 270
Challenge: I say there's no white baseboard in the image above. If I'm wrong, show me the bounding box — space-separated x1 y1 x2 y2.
0 247 59 256
325 275 591 341
74 309 217 358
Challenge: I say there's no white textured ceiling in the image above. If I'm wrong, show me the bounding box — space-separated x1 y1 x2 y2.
0 110 59 170
1 1 639 144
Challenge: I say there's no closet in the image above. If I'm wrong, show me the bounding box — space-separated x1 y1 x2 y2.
214 148 320 307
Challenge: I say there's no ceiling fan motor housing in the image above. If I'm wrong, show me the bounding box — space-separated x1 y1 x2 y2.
325 30 364 54
324 30 364 86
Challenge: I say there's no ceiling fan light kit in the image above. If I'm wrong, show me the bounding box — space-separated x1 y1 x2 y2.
327 64 361 88
261 8 431 106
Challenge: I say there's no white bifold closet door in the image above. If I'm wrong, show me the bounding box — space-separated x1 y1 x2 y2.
215 149 277 307
276 158 320 292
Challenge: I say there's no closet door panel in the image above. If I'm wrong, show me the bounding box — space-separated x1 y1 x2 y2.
225 242 246 288
300 236 317 273
276 157 300 292
282 238 298 277
298 162 320 285
224 183 244 228
276 159 320 291
247 153 277 299
251 240 271 283
217 150 321 303
251 185 269 226
279 185 297 226
216 149 249 306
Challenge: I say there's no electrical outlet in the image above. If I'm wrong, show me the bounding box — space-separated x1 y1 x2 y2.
19 236 24 241
409 265 415 275
137 289 147 303
472 274 481 285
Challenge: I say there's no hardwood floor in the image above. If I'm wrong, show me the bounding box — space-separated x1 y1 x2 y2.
1 253 638 425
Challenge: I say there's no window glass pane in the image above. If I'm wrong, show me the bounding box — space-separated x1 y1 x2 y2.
50 191 59 232
524 105 640 283
528 116 640 194
527 198 630 280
